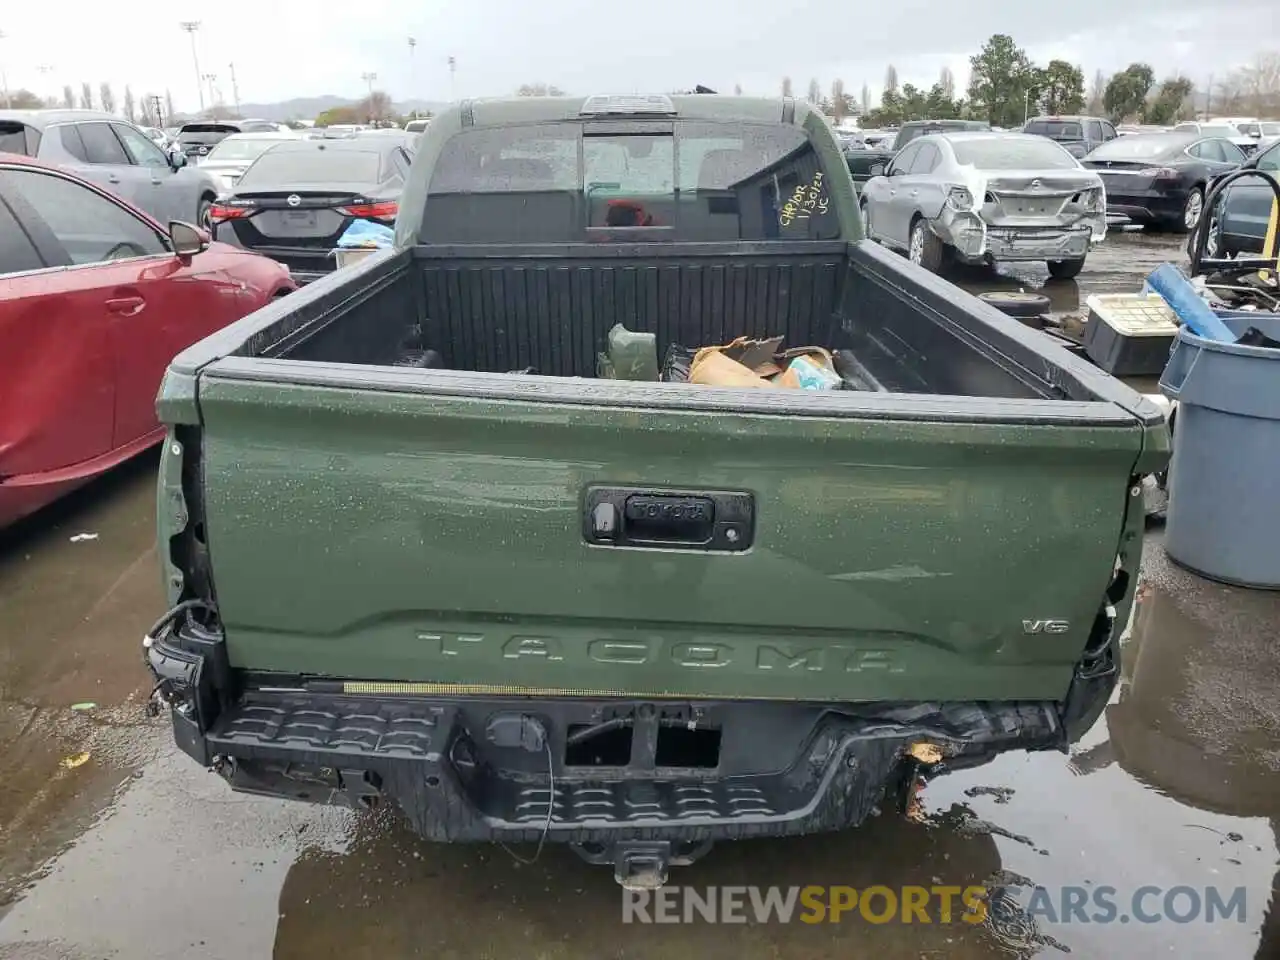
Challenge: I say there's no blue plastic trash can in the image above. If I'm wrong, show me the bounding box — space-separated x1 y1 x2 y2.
1160 311 1280 588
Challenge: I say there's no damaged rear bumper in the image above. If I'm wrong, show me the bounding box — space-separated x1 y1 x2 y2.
939 214 1102 263
146 617 1119 883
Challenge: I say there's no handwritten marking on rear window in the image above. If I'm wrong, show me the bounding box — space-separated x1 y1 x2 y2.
780 171 829 227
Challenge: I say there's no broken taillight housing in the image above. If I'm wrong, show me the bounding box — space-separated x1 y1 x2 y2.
1075 187 1105 211
946 186 975 211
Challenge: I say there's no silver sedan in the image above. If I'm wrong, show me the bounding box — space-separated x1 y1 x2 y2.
860 132 1107 279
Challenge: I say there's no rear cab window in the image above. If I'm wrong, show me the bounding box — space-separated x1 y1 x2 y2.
420 119 841 243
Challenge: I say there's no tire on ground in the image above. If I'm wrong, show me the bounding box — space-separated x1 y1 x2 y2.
978 290 1052 318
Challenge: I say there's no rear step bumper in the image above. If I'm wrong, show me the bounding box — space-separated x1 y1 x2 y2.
148 625 1116 884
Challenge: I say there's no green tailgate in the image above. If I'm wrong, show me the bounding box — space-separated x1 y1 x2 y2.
189 372 1145 703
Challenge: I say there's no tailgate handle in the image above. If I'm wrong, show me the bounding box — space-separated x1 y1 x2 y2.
584 488 754 552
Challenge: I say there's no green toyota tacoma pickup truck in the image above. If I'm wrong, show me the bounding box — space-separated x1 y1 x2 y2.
147 94 1168 887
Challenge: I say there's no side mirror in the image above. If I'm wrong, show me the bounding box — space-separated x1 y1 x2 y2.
167 147 188 169
169 220 210 258
869 163 886 177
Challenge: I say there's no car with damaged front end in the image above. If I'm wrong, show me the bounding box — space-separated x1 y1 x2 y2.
861 131 1107 278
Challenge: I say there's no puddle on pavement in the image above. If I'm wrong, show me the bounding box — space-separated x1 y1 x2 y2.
0 454 164 910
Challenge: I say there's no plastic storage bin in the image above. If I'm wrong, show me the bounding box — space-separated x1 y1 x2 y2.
1160 311 1280 588
1082 293 1180 376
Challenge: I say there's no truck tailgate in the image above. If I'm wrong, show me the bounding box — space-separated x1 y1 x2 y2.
189 366 1145 703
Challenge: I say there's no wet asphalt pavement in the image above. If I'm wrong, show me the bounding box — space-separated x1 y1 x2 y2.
2 229 1278 959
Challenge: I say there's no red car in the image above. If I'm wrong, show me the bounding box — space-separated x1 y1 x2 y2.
0 154 294 529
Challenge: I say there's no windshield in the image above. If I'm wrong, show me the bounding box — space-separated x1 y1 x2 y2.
1024 120 1083 140
423 119 840 244
1085 137 1184 161
894 121 986 151
205 137 290 162
1198 125 1238 138
951 137 1078 170
238 148 383 186
1262 123 1280 136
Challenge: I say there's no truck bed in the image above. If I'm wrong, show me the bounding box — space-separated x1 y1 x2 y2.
269 240 1079 399
148 94 1169 884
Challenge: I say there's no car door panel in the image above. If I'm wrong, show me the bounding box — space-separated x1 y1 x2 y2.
77 121 159 215
113 122 184 224
894 143 936 243
0 165 183 448
883 143 921 246
0 184 114 479
108 255 245 445
910 144 949 222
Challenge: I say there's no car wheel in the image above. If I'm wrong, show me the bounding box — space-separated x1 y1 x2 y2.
1186 207 1225 262
908 217 945 272
859 198 877 241
197 195 214 232
1176 187 1204 235
978 290 1052 318
1046 256 1086 280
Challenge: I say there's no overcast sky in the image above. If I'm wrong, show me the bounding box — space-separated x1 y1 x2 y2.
3 0 1277 112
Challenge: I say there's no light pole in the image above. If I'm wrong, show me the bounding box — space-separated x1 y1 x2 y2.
0 31 10 109
228 62 240 114
202 73 219 109
361 71 377 122
179 21 204 112
407 37 416 117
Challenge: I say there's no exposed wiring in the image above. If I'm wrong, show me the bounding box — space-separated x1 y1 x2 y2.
140 599 217 702
143 598 215 650
566 717 632 745
497 721 555 867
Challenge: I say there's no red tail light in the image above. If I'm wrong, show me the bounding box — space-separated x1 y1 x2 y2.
337 200 398 221
209 203 252 222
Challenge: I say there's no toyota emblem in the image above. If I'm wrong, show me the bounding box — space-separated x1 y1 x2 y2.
287 194 301 207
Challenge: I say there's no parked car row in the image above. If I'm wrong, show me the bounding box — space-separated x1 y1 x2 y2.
851 106 1277 276
0 152 295 529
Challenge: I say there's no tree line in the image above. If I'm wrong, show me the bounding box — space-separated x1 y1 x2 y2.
5 83 177 126
787 37 1279 129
